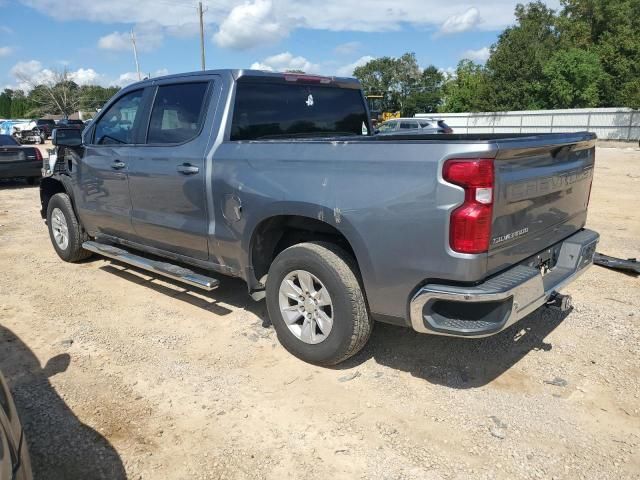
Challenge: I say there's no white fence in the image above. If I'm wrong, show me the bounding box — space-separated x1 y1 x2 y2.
416 107 640 141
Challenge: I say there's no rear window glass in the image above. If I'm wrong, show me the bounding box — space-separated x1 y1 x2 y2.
231 82 370 140
0 135 18 146
147 82 209 144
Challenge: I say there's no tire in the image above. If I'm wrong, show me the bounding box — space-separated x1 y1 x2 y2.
46 193 92 262
266 241 373 365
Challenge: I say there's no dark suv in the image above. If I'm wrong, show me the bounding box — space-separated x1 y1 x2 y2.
56 119 85 130
35 119 56 139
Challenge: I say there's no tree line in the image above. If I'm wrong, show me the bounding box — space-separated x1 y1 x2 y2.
354 0 640 115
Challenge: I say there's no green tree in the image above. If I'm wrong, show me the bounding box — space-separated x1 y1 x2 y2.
558 0 640 107
439 60 492 113
353 56 402 112
485 1 559 110
20 69 81 117
353 53 444 116
9 90 32 118
79 85 120 112
0 89 12 118
402 66 445 116
543 48 604 108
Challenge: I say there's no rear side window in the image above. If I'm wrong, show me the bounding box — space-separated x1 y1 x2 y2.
231 82 369 140
147 82 209 144
94 89 144 145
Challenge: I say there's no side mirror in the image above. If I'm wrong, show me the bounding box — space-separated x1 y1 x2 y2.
52 127 82 147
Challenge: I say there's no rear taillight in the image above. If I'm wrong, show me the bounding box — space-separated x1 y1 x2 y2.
443 158 494 254
34 148 42 162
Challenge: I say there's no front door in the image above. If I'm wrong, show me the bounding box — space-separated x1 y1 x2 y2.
127 80 214 260
74 88 148 239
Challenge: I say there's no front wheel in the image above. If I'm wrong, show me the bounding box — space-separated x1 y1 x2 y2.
46 193 92 262
266 242 373 365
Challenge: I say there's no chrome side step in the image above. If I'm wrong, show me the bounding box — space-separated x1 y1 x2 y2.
83 241 220 291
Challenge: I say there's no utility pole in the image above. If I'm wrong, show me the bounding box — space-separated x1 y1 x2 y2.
131 29 141 81
198 2 207 70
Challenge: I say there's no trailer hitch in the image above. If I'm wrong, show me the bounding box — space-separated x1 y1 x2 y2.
546 292 573 312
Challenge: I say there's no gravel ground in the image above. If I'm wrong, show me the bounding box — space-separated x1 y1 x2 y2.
0 145 638 480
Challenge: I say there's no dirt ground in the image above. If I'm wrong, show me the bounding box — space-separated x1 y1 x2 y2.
0 146 638 480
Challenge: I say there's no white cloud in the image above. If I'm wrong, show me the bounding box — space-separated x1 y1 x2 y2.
10 61 108 89
21 1 561 40
0 46 12 57
115 68 169 87
10 60 56 89
438 7 482 35
336 55 375 77
98 23 164 52
8 59 168 90
69 68 104 85
334 41 361 55
461 46 490 63
214 0 287 50
0 26 12 34
251 52 320 73
439 66 457 78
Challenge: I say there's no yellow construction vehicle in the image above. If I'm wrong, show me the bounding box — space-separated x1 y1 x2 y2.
365 94 400 124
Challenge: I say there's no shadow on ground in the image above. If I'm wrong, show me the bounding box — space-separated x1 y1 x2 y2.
100 262 268 323
341 307 571 388
98 258 571 390
0 325 126 480
0 178 38 190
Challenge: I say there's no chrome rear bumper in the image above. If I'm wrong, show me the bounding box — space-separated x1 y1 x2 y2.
409 229 599 337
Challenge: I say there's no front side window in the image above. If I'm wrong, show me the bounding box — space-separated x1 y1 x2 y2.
231 81 370 140
399 121 417 130
147 82 209 144
93 90 144 145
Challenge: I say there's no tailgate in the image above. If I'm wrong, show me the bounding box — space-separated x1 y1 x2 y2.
488 133 596 273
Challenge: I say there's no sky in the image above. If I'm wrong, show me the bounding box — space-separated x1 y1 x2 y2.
0 0 561 91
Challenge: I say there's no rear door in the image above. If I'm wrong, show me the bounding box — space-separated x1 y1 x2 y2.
75 88 151 239
488 133 596 272
127 78 215 260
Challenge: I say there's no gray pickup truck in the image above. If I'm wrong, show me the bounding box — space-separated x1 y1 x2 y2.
40 69 599 365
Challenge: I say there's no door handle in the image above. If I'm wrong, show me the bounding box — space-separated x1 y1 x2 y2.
177 163 199 175
111 161 126 170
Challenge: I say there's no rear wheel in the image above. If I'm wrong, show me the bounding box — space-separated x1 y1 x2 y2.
46 193 92 262
266 241 372 365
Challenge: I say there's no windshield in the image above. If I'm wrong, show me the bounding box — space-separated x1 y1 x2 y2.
231 81 370 140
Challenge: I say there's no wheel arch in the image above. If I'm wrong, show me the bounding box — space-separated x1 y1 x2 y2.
246 208 374 294
39 175 74 219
